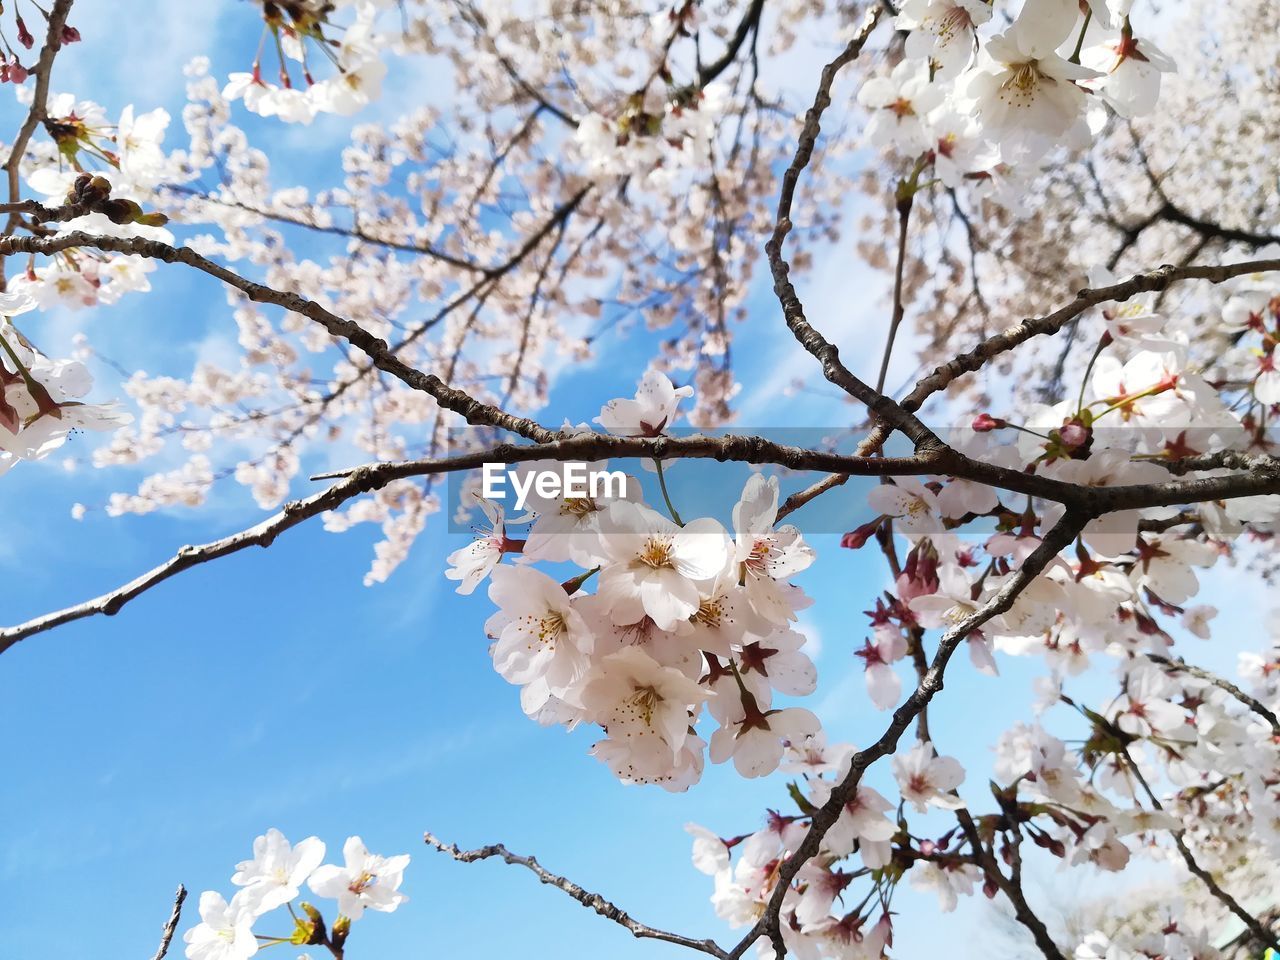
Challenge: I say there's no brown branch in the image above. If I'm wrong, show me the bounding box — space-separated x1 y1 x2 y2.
2 0 75 239
876 191 914 395
0 230 560 443
15 422 1280 655
322 433 1280 512
1146 653 1280 736
0 440 931 653
953 807 1066 960
697 0 766 86
899 258 1280 416
762 6 945 454
424 831 728 958
1122 750 1280 953
0 466 386 654
150 885 187 960
728 512 1087 958
8 420 1280 654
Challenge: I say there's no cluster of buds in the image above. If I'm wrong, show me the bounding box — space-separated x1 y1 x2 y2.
62 172 169 228
0 1 81 83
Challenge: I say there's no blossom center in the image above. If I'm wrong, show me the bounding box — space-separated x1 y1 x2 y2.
348 870 378 895
637 537 674 568
561 497 596 518
693 596 725 628
628 685 660 726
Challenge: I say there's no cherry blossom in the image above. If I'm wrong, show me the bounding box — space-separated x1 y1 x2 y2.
578 646 707 786
183 891 258 960
891 742 967 813
485 565 593 713
595 501 731 630
231 828 326 915
308 836 410 920
595 370 694 438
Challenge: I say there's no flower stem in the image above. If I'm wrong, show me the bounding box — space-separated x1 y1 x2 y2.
1069 9 1093 64
653 458 684 525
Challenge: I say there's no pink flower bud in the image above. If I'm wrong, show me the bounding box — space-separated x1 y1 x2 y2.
16 15 33 49
972 412 1004 432
841 518 881 550
1059 421 1089 448
60 24 82 44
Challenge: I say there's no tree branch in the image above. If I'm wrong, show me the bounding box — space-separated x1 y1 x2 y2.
728 512 1087 958
762 7 945 454
0 230 562 443
697 0 766 86
12 422 1280 655
898 259 1280 416
424 831 728 958
1146 653 1280 736
150 885 187 960
2 0 74 239
1122 751 1279 953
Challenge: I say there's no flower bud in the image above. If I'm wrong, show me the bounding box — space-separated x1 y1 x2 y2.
840 518 881 550
100 198 136 225
16 16 34 49
1058 421 1089 448
972 412 1004 432
331 916 351 950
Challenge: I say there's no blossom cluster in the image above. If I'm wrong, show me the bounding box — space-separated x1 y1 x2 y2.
857 0 1177 206
673 260 1280 954
446 371 822 788
184 829 409 960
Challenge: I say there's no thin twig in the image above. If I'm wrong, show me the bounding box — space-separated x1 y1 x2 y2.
424 832 728 958
1146 653 1280 736
150 885 187 960
875 195 914 395
900 259 1280 415
761 7 944 454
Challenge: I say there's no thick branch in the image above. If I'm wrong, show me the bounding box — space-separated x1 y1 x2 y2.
12 425 1280 654
424 832 728 958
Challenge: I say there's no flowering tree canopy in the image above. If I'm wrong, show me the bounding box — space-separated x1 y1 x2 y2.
7 1 1280 959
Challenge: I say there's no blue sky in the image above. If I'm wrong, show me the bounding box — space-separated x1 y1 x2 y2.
0 4 1268 959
